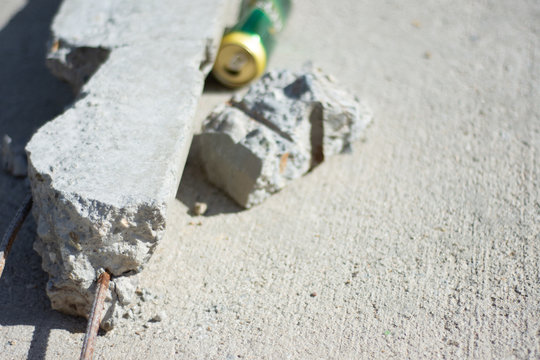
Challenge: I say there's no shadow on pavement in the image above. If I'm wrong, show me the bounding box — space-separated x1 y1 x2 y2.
0 0 73 145
175 72 245 217
0 0 82 359
202 72 235 94
176 156 244 217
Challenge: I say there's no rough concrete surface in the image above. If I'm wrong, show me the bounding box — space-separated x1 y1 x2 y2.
198 67 372 208
0 0 539 359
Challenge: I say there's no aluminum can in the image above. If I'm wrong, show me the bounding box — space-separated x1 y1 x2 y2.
213 0 291 87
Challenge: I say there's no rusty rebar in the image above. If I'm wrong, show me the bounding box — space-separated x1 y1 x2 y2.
0 193 33 278
80 271 111 360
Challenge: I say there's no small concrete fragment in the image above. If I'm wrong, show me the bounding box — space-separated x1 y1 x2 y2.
193 202 208 216
2 135 27 177
198 67 373 208
26 0 229 329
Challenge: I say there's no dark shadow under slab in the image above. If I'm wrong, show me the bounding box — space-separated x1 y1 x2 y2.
0 0 82 359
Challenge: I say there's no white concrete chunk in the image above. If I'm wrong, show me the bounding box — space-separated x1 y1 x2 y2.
26 0 229 329
198 66 373 208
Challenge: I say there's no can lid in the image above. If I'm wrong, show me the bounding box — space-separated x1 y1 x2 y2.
212 32 267 88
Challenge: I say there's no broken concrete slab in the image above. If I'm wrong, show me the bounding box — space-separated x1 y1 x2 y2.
26 0 229 330
46 0 229 92
198 66 373 208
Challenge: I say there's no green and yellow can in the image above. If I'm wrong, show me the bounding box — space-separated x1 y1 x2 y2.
212 0 291 88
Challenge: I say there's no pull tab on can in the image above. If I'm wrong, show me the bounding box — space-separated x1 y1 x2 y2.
213 0 291 88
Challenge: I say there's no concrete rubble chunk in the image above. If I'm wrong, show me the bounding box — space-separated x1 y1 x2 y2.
26 0 229 330
198 66 373 208
199 104 311 207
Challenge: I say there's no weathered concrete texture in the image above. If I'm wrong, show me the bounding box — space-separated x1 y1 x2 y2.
198 67 373 207
199 104 309 208
236 65 373 159
25 0 229 329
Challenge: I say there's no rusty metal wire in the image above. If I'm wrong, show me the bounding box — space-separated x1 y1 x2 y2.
0 193 33 278
80 271 111 360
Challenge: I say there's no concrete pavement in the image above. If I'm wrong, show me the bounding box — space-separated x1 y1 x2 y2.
0 0 538 358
